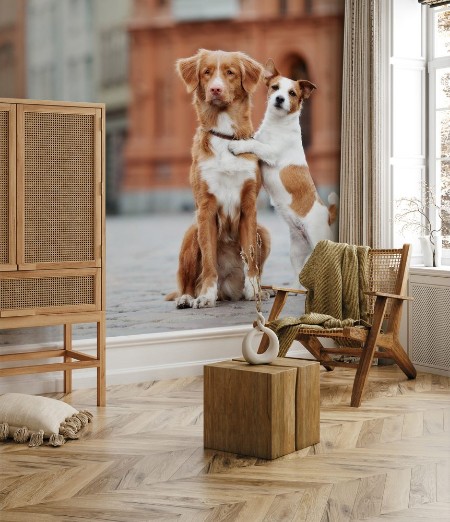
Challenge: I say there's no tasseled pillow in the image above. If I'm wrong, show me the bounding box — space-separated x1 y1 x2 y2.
0 393 93 447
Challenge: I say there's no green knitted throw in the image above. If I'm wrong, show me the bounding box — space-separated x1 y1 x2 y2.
267 240 370 357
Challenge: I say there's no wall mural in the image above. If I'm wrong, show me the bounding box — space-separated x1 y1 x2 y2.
0 0 344 348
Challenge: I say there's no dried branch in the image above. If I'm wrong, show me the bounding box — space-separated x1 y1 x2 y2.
395 183 443 246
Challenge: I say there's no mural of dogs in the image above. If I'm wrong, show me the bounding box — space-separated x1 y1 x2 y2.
229 59 338 281
168 49 271 309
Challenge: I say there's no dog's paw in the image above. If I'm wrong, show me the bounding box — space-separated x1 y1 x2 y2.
228 140 248 156
176 294 194 309
263 287 276 298
243 277 271 301
243 276 258 301
192 295 216 308
262 151 277 167
260 289 271 301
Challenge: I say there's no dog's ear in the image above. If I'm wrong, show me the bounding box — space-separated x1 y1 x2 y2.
238 53 263 94
298 80 317 99
263 59 280 85
176 53 200 93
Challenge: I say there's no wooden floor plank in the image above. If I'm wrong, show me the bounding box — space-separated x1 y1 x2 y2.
364 501 450 521
0 366 449 521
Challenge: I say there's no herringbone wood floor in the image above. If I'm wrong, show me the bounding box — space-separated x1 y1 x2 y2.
1 365 449 521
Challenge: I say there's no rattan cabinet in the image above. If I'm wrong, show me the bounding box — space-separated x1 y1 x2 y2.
0 99 106 406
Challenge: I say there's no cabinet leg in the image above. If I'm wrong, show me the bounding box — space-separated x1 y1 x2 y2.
97 318 106 406
64 324 73 395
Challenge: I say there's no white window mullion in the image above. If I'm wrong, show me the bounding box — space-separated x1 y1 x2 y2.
428 58 438 236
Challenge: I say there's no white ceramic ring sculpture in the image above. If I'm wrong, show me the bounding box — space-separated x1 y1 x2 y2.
242 311 280 364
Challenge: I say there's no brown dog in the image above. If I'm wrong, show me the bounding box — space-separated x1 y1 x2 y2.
168 49 270 309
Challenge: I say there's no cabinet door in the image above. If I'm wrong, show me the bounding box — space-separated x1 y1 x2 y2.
0 103 16 271
17 104 102 270
0 268 100 317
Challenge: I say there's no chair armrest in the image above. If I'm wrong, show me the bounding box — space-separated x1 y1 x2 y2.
262 285 307 294
259 285 306 323
364 291 413 301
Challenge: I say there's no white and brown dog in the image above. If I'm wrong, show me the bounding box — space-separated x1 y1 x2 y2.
168 49 271 309
229 60 338 280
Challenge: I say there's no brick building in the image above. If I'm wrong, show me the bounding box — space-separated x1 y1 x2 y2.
124 0 344 213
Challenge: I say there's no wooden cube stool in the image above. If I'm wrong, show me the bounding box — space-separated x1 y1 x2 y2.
204 358 320 460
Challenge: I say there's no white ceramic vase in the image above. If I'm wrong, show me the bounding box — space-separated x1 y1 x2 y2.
433 234 442 267
419 236 434 267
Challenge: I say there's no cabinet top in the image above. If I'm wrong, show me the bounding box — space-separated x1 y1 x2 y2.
0 97 105 110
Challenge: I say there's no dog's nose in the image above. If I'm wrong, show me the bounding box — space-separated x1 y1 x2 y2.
210 86 222 96
275 95 285 104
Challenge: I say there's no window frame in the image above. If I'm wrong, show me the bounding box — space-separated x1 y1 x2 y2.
386 1 450 266
427 6 450 261
386 0 427 263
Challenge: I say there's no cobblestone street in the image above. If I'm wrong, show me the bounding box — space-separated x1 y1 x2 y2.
1 211 306 346
105 210 305 336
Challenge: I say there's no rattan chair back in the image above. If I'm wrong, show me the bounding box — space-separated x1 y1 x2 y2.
366 248 405 323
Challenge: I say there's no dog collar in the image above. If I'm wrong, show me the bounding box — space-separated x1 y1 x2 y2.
207 129 254 141
208 129 236 140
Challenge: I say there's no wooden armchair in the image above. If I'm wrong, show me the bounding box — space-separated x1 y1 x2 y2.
260 244 417 407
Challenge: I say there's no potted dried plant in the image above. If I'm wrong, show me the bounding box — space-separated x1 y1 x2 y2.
395 184 444 267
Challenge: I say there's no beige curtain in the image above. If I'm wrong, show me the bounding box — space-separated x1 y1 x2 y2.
339 0 385 248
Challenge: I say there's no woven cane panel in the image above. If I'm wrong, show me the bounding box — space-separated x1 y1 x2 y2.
0 111 9 264
0 275 95 311
367 250 403 320
24 111 95 264
411 283 450 371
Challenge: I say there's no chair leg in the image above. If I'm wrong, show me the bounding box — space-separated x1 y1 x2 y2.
351 297 388 407
64 324 72 395
297 334 334 372
391 340 417 379
258 290 288 354
97 318 106 407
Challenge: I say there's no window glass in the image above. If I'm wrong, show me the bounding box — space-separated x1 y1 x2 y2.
436 67 450 109
432 9 450 250
393 0 423 58
436 109 450 158
434 9 450 58
392 67 424 158
437 160 450 248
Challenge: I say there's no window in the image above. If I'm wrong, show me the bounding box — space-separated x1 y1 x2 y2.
390 1 450 264
0 43 15 97
390 0 425 256
428 7 450 250
100 27 128 88
172 0 239 21
279 0 288 16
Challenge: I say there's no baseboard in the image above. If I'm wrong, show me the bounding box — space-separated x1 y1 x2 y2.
0 326 309 395
410 363 450 377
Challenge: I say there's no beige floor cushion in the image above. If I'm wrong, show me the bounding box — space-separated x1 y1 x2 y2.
0 392 93 447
